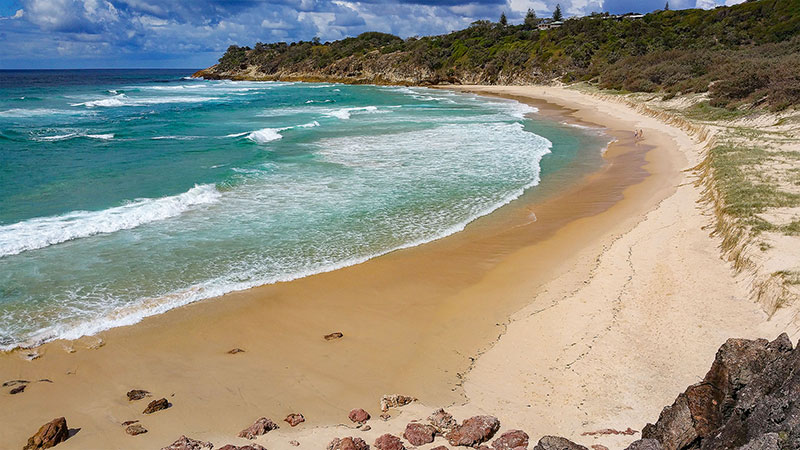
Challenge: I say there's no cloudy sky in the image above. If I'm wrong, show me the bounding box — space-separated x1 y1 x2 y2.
0 0 744 69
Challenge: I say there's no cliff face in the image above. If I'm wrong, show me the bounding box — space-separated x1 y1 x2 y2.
193 49 534 86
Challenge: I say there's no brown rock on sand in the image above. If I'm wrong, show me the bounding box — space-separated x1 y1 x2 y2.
328 436 370 450
428 408 457 434
445 415 500 447
374 433 405 450
227 348 245 354
532 436 588 450
285 413 305 427
125 424 147 436
492 430 529 450
143 398 170 414
161 435 213 450
23 417 70 450
10 384 26 394
238 417 279 439
218 445 267 450
431 447 450 450
349 408 371 424
325 332 344 340
403 422 436 446
126 389 150 401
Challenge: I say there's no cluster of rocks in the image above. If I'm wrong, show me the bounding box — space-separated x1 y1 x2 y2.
18 334 800 450
4 378 53 395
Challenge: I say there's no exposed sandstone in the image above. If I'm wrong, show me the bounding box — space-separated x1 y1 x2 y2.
380 394 415 412
125 424 147 436
161 435 213 450
238 417 278 439
403 422 436 446
374 433 405 450
143 398 170 414
285 413 305 427
23 417 69 450
445 415 500 447
126 389 150 401
492 430 529 450
532 436 588 450
349 408 370 424
328 436 370 450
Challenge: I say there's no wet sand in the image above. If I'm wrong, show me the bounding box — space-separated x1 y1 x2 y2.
0 85 724 449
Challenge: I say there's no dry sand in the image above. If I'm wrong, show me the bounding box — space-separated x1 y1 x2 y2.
1 85 794 450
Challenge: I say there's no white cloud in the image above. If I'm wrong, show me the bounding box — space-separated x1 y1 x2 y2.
695 0 718 9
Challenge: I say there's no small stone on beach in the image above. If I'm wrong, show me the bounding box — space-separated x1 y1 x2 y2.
325 332 344 340
23 417 69 450
161 435 213 450
238 417 279 439
143 398 170 414
127 389 150 401
10 384 26 394
227 348 245 354
126 424 148 436
349 408 370 424
285 413 305 427
374 433 405 450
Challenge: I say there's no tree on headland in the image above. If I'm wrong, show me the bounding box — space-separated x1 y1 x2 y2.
552 4 563 21
665 1 670 10
499 12 507 26
524 8 538 28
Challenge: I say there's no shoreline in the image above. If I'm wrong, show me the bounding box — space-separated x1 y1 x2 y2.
1 85 782 450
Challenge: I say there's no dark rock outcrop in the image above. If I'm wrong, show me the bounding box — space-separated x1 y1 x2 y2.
492 429 529 450
143 398 170 414
285 413 305 427
161 435 213 450
641 334 798 450
328 436 370 450
23 417 70 450
446 415 500 447
374 433 405 450
238 417 278 439
532 436 588 450
624 439 663 450
349 408 371 424
127 389 150 401
10 384 26 394
403 422 436 446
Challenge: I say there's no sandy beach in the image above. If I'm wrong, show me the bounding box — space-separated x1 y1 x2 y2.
2 85 794 450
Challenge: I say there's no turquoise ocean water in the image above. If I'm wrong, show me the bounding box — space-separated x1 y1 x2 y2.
0 70 607 350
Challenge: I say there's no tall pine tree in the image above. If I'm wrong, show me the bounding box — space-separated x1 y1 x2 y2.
552 4 563 21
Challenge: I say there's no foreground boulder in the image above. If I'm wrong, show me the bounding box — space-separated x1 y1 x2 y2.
23 417 69 450
327 436 369 450
532 436 588 450
640 334 799 450
624 440 663 450
238 417 278 439
374 433 405 450
492 430 529 450
404 422 436 445
428 408 458 434
446 415 500 447
143 398 170 414
161 435 213 450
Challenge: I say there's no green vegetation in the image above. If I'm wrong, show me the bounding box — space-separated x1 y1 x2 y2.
211 0 800 110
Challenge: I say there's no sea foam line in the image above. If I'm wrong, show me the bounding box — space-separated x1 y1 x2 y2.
245 121 320 144
0 184 221 258
4 131 553 351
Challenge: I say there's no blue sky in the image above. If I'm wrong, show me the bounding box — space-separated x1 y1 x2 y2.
0 0 744 69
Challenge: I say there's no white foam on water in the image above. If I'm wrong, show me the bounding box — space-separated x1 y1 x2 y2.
36 132 114 142
324 105 378 120
247 128 283 144
0 184 221 258
0 108 90 117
